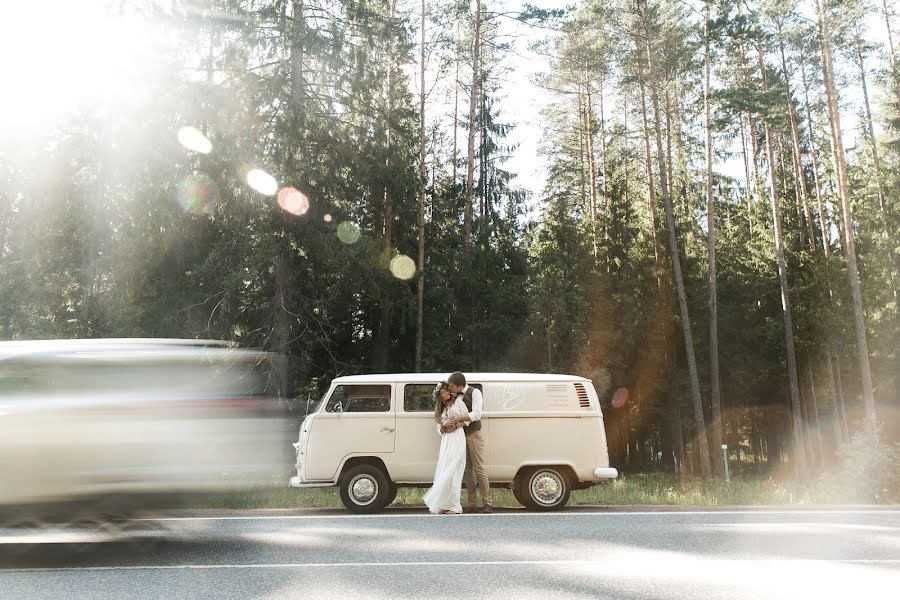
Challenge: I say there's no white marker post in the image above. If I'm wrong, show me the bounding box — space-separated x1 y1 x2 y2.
721 444 730 484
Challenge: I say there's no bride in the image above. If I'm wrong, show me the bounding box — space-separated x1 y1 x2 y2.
423 382 469 515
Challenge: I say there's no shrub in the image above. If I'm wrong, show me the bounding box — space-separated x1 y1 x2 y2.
814 424 900 504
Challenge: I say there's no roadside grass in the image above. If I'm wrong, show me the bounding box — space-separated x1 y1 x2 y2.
195 473 823 510
571 473 814 506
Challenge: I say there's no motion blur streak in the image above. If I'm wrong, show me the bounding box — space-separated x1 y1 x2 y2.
0 339 289 525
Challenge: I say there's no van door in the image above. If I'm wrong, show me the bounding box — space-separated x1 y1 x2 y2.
304 384 396 481
393 383 441 482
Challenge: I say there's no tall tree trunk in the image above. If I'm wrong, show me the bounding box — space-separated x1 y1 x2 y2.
740 115 754 237
644 18 711 478
579 88 588 217
640 72 680 473
268 250 293 400
452 49 459 194
623 90 629 227
704 7 724 476
463 0 481 249
800 62 828 250
757 47 809 478
585 80 599 262
290 0 306 107
664 88 675 205
415 0 427 372
639 77 659 266
599 79 610 271
799 60 851 441
807 363 826 461
853 33 887 223
885 0 897 70
267 0 307 399
374 0 399 372
831 354 850 442
775 31 815 252
881 0 900 104
738 44 763 203
816 0 878 427
853 30 899 300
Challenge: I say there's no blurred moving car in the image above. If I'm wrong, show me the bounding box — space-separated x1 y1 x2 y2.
0 338 288 524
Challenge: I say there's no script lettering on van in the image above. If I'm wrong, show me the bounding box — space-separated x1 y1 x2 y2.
495 385 526 411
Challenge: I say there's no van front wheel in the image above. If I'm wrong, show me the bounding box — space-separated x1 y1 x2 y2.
339 465 391 513
518 467 571 511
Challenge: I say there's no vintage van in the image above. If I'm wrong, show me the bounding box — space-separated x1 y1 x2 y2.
289 373 618 512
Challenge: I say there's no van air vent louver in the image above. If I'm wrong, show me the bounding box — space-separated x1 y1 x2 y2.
574 383 590 408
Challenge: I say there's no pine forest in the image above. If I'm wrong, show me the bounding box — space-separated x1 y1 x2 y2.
1 0 899 485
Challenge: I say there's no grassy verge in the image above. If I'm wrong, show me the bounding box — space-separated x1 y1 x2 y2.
195 473 835 510
571 473 815 505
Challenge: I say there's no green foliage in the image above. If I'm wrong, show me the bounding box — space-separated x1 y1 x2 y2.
815 425 900 503
1 0 898 478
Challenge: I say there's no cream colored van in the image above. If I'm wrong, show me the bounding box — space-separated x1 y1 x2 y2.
289 373 618 512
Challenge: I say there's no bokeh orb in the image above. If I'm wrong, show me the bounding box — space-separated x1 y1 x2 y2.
611 387 630 409
176 174 218 214
176 126 212 154
277 187 310 216
246 168 278 195
336 221 361 245
389 255 416 280
323 214 333 223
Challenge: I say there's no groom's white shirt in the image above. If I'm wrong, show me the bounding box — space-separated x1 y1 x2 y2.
461 385 483 424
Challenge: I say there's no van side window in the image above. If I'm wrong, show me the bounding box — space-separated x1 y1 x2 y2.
404 384 438 412
326 385 391 413
403 383 483 412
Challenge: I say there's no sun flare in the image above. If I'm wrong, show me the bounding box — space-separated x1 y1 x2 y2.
0 2 159 131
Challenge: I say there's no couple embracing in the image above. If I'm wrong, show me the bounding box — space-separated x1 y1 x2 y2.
423 372 492 515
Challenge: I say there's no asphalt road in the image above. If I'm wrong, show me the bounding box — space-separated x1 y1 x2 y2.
2 507 899 599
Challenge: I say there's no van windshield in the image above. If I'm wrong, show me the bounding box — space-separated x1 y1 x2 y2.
311 393 328 414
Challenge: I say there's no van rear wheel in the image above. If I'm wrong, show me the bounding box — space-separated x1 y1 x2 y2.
339 465 391 514
517 467 571 511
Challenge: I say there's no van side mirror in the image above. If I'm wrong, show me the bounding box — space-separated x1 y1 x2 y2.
335 401 343 414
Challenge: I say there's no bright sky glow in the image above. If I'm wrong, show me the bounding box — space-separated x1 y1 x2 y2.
0 2 160 132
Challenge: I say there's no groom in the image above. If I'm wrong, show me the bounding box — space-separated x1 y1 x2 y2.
447 371 492 513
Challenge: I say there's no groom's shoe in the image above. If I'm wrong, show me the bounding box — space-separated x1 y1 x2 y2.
481 505 493 514
464 505 477 513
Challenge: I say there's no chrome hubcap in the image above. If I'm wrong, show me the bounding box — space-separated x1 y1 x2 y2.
349 475 377 505
531 471 563 505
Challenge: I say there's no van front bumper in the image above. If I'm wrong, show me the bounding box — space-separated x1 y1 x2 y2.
593 467 618 480
289 476 334 488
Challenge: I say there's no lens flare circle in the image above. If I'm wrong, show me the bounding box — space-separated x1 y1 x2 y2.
176 174 218 214
390 255 416 280
177 126 212 154
246 169 278 196
336 221 361 245
323 214 333 223
277 187 310 216
611 387 629 409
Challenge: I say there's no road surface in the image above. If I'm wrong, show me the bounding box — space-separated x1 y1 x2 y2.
2 507 898 599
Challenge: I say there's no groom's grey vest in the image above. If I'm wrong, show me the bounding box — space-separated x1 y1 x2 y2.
462 387 481 435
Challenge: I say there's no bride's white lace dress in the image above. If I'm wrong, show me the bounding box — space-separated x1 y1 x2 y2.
423 397 469 514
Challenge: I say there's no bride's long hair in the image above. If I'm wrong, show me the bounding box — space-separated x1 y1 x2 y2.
433 381 451 423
